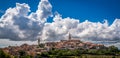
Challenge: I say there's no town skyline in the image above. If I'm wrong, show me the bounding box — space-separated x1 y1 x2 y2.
1 33 108 57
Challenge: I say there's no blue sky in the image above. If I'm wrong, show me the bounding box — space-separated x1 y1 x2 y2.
0 0 120 24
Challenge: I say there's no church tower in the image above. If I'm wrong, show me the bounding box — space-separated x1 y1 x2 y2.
68 33 71 40
38 38 40 45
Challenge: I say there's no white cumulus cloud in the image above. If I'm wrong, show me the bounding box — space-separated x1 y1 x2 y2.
41 13 120 43
0 0 52 41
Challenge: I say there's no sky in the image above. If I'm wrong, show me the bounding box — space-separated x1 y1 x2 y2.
0 0 120 24
0 0 120 48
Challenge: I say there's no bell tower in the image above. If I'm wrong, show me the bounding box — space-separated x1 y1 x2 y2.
68 32 71 40
38 38 40 45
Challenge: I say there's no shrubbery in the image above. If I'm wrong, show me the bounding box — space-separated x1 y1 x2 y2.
39 45 120 57
0 49 11 58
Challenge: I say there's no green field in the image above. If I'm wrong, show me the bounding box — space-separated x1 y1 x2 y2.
80 55 120 58
56 55 120 58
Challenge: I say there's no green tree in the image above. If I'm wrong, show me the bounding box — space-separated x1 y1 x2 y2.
0 49 11 58
19 55 32 58
39 44 45 48
19 50 27 58
108 45 119 55
40 52 49 57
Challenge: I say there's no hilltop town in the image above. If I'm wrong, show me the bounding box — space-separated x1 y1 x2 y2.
44 33 106 50
1 33 109 57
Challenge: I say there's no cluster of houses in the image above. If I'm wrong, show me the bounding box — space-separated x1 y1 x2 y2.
2 44 46 57
1 33 106 57
44 33 106 50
